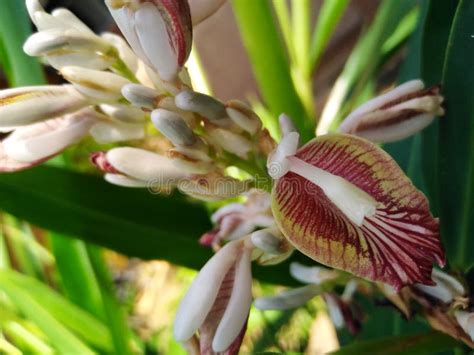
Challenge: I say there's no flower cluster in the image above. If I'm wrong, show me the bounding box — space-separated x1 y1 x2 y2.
0 0 472 353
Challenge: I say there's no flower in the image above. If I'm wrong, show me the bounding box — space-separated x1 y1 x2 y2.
339 80 444 143
414 268 465 304
199 190 274 246
269 110 445 291
174 239 253 354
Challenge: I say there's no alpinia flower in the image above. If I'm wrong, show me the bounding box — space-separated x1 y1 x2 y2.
269 126 445 290
105 0 193 81
174 239 253 354
200 190 274 246
339 80 444 143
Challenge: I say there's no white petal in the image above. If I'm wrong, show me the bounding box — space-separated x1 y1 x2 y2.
189 0 226 25
455 311 474 342
324 294 345 329
290 262 337 285
174 240 242 342
105 4 150 66
106 147 185 182
212 248 252 352
279 113 298 136
151 109 196 146
101 32 139 73
339 80 425 133
0 85 89 128
25 0 44 25
175 91 227 120
287 156 377 226
51 8 94 35
267 132 299 179
211 203 245 223
61 66 130 102
251 229 282 255
0 143 39 172
254 285 320 311
208 128 253 158
33 12 67 31
354 113 435 143
90 121 145 144
135 3 178 81
414 268 465 303
24 29 110 57
100 104 146 123
46 53 114 71
226 100 261 135
122 84 159 109
104 173 148 188
3 110 95 163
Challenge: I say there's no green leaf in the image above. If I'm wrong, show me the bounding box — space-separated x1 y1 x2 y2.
0 275 94 354
87 246 135 355
437 0 474 267
310 0 350 72
0 0 45 86
0 270 112 352
420 0 460 216
232 0 313 141
332 331 458 355
50 234 105 320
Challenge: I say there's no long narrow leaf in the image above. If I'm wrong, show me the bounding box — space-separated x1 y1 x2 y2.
438 0 474 267
0 277 93 354
310 0 350 72
232 0 313 141
0 270 112 352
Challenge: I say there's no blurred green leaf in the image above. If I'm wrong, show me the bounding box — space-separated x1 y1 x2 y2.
310 0 349 72
232 0 313 141
0 0 44 85
87 246 135 355
0 270 112 352
332 331 458 355
50 234 105 320
420 0 460 216
0 275 94 354
436 0 474 267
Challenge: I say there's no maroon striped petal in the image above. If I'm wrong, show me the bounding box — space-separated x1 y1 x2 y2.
272 133 445 290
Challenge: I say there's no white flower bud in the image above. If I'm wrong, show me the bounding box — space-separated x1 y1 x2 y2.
3 109 96 163
339 80 444 143
122 84 160 109
178 174 250 201
208 128 253 159
251 229 283 255
226 100 262 134
0 85 89 128
24 28 111 57
61 66 130 102
106 147 186 183
101 32 139 74
90 121 145 144
151 109 197 146
104 173 149 188
99 104 147 124
175 91 227 120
